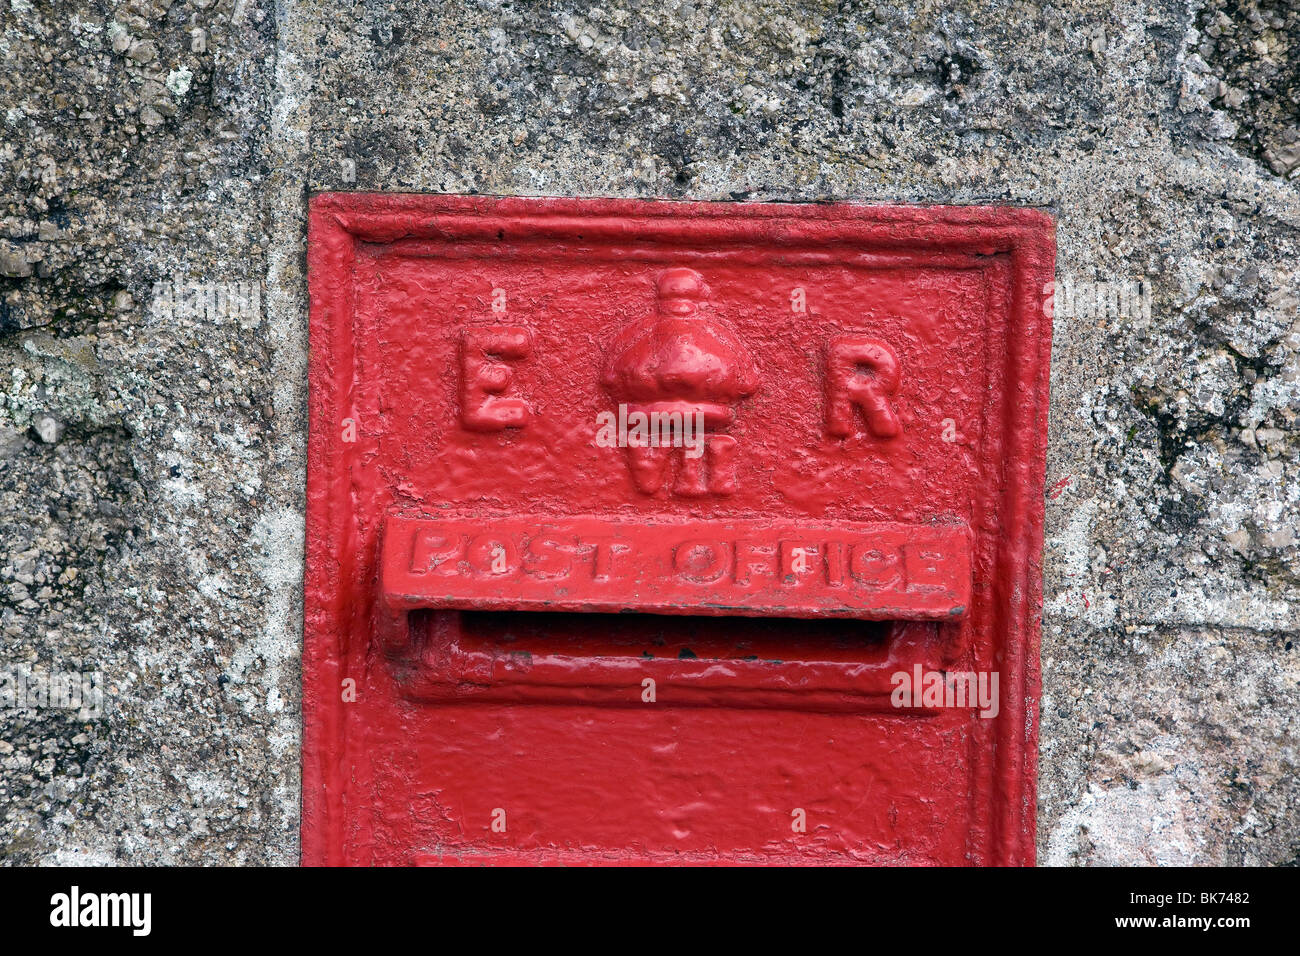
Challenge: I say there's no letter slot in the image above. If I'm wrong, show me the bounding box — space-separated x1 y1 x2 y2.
376 513 971 709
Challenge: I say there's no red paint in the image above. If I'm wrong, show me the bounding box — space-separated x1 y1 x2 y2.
1048 475 1074 500
304 195 1055 866
382 514 970 619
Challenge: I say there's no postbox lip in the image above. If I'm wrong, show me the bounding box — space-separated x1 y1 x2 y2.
377 511 974 630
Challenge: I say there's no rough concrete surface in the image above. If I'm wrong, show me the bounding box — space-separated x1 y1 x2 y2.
1 0 1296 865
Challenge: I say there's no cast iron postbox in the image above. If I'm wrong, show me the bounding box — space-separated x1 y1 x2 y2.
303 195 1054 865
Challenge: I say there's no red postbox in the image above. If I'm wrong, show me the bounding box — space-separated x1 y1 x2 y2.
303 195 1054 865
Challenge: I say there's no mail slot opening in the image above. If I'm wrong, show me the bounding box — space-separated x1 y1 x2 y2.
410 609 936 666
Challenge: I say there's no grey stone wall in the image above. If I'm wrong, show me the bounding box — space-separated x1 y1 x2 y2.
1 0 1296 864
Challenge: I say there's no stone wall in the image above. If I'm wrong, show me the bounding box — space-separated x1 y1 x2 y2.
1 0 1296 864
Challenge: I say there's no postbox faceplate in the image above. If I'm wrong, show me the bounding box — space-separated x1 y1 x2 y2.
304 195 1054 866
